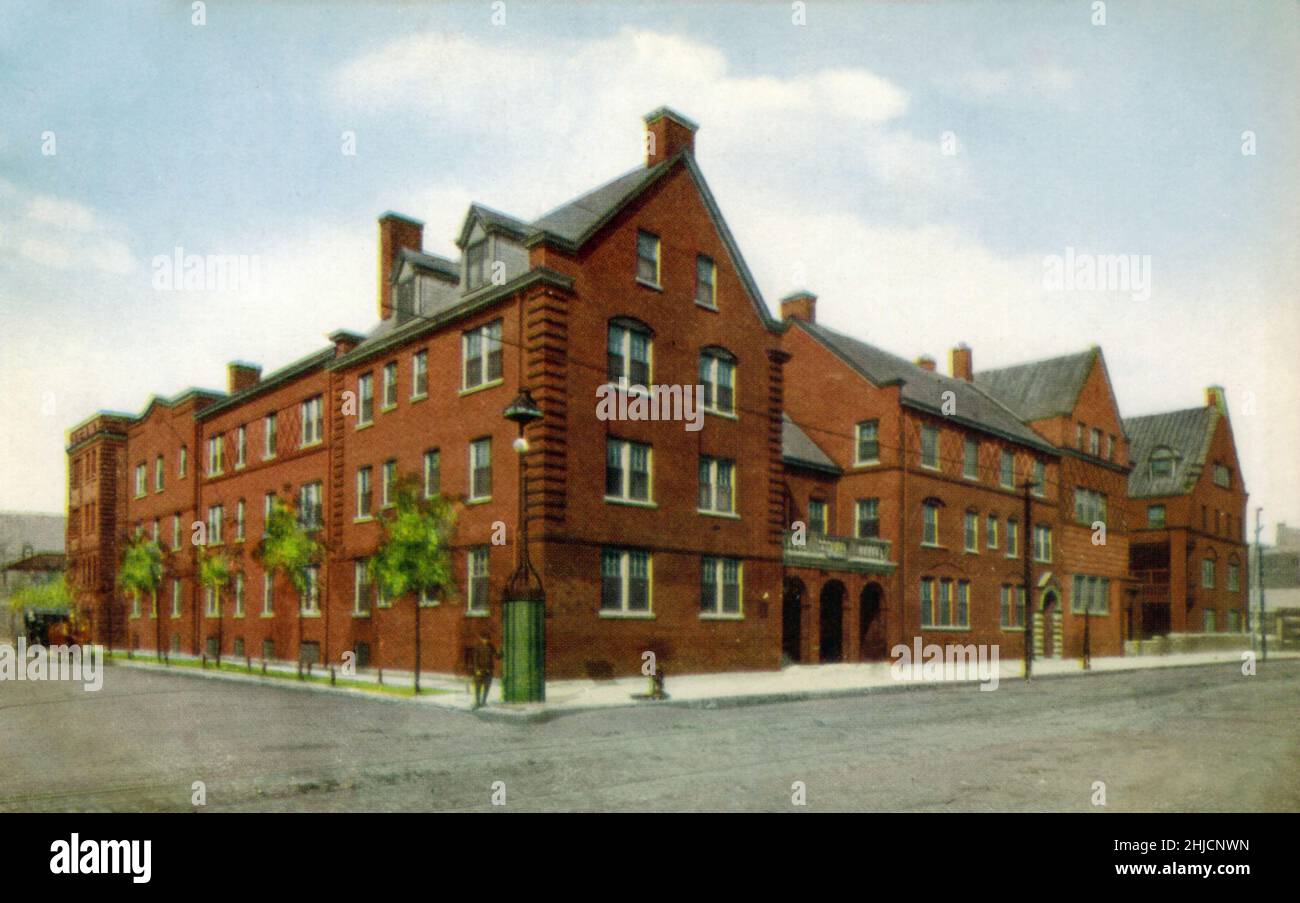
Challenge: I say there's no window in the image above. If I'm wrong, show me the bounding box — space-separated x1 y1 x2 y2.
1147 504 1166 528
382 361 398 409
920 578 933 627
700 557 741 616
300 396 323 446
963 438 978 479
807 500 827 535
986 515 999 549
1089 428 1101 456
171 515 181 551
856 420 880 465
354 561 372 615
922 579 965 628
171 579 182 618
300 565 320 614
964 511 978 552
466 240 489 290
920 426 939 469
1033 524 1052 562
1202 558 1215 589
262 638 274 660
698 456 735 514
1203 609 1217 632
1074 488 1108 525
235 425 246 468
1076 423 1085 448
264 413 277 459
233 573 245 617
299 482 322 529
606 439 652 503
205 585 218 617
134 463 147 498
695 254 716 307
1106 434 1116 461
412 350 428 399
1006 519 1019 557
235 499 245 541
607 320 651 389
1071 575 1111 615
1032 460 1045 496
382 460 397 507
357 373 374 425
1149 448 1174 478
154 455 164 492
955 581 970 627
699 350 735 414
151 519 159 542
1000 585 1026 628
1213 463 1231 488
262 573 274 616
1227 610 1240 632
423 449 440 498
856 499 879 539
356 466 373 518
469 439 492 501
636 231 660 285
601 548 651 614
206 436 224 476
263 492 275 533
467 547 490 613
207 505 223 545
179 445 188 477
1228 563 1241 593
999 451 1014 488
462 320 504 390
922 503 939 546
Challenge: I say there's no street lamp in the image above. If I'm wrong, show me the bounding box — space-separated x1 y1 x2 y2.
502 388 545 702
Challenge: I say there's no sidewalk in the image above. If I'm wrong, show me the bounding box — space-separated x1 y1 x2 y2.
107 646 1298 722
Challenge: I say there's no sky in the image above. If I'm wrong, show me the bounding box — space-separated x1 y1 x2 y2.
0 0 1296 534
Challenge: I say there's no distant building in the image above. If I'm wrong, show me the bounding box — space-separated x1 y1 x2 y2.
0 512 67 640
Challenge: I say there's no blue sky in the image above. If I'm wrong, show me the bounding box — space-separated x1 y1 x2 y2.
1 1 1296 532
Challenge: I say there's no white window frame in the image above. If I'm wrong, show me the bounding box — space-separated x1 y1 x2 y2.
920 426 940 470
467 547 490 613
601 547 652 615
607 321 652 390
235 425 246 469
233 573 245 617
695 254 716 308
469 439 491 501
606 439 653 504
353 560 372 615
264 413 277 459
412 350 429 399
698 456 735 515
700 556 742 617
462 321 504 391
922 503 939 546
423 449 440 498
636 230 660 286
300 565 320 614
382 459 397 508
382 361 398 409
357 373 374 425
207 504 223 545
699 350 736 415
964 511 979 553
356 466 372 518
206 435 224 476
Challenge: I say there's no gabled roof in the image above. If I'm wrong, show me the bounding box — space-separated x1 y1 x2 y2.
4 551 65 573
973 348 1097 422
136 387 225 423
393 247 459 283
1123 406 1218 497
795 320 1057 455
455 203 532 248
782 414 840 474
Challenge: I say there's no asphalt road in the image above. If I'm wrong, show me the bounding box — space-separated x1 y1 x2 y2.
3 659 1297 812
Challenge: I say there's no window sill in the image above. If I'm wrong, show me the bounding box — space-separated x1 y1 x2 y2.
410 393 428 403
697 509 740 520
1000 625 1025 633
599 610 655 620
300 440 324 450
460 379 504 398
853 460 881 469
920 625 972 632
355 420 374 432
705 408 738 421
635 277 663 292
964 548 979 555
263 454 277 462
380 404 397 414
418 601 440 608
963 474 980 482
920 464 941 472
352 612 371 619
233 613 245 620
466 609 490 618
605 497 657 509
299 610 322 619
695 301 718 312
260 612 275 619
354 515 374 523
920 543 944 550
466 497 492 506
700 612 743 621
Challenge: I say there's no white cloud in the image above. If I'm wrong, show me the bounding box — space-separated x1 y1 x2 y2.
940 64 1077 105
0 185 137 277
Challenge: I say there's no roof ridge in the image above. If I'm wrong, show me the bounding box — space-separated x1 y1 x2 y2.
974 346 1095 377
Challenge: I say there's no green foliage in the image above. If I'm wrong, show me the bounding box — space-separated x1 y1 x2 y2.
118 534 164 602
197 547 232 591
8 573 74 613
369 476 458 603
256 495 322 594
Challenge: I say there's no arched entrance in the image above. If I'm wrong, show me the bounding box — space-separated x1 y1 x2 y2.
1041 590 1059 659
782 577 805 663
859 583 886 661
819 580 846 663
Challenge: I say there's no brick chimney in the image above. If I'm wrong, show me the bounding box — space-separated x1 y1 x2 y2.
227 362 261 394
1206 385 1227 414
916 355 936 372
644 107 698 168
378 212 424 320
950 343 973 381
779 291 817 323
330 330 363 359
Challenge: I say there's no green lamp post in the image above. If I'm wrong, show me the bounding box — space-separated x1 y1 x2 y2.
502 388 545 702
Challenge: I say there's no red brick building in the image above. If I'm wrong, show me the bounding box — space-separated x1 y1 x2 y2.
64 107 1250 678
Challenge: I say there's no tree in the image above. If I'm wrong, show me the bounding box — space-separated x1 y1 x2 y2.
369 476 458 693
118 534 165 663
8 572 73 614
197 548 232 666
256 494 322 676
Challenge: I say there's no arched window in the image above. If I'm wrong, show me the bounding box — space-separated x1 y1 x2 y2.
699 346 736 415
608 318 652 389
1149 446 1176 479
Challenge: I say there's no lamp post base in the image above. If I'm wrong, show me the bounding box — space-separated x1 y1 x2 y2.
502 595 545 703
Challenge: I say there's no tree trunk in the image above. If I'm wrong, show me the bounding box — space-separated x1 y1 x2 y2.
153 589 162 663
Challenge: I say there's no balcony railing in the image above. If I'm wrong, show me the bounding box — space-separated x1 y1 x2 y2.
783 530 894 573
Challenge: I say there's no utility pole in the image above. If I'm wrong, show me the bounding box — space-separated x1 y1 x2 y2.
1021 478 1036 680
1256 507 1267 663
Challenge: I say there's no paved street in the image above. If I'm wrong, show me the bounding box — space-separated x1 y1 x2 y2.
2 660 1298 812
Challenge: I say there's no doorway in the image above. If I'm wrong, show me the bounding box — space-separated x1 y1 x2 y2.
859 583 886 661
1041 590 1059 658
819 581 845 663
782 577 805 663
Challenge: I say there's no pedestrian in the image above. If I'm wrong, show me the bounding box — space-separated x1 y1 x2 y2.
471 633 500 708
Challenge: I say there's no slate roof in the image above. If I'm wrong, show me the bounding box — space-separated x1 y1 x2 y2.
973 349 1097 422
796 321 1057 454
782 414 840 474
394 247 458 282
529 160 672 249
1123 406 1217 497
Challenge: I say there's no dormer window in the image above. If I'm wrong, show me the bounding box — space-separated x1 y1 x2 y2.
1213 463 1231 488
466 240 489 291
1149 447 1175 479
